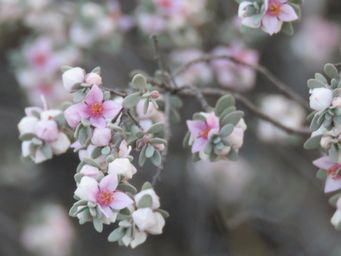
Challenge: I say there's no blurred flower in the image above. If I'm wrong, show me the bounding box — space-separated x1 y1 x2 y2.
257 95 305 143
313 156 341 193
62 67 86 92
21 203 75 256
211 45 259 92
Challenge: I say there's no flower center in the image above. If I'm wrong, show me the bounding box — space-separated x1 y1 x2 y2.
328 164 341 180
159 0 172 8
268 3 281 16
96 190 114 206
200 127 210 139
34 52 48 66
90 103 103 117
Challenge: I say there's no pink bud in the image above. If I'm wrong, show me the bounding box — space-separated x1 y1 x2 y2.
36 120 59 142
85 73 102 86
150 90 160 99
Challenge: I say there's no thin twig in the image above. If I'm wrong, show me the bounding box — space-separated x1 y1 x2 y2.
104 87 127 97
173 54 310 110
180 85 212 112
126 109 144 130
152 92 171 185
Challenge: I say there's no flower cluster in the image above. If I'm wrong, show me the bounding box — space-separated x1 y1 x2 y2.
184 95 247 161
18 101 71 163
237 0 301 35
304 63 341 229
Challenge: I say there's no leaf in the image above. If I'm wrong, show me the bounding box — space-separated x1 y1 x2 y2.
182 131 190 148
281 22 294 36
108 227 125 242
221 111 244 126
324 63 339 80
215 95 235 116
123 92 141 109
307 79 325 89
329 193 341 207
41 144 53 159
19 133 36 141
220 124 234 137
151 150 162 167
219 106 237 119
131 74 147 90
78 126 92 146
150 138 167 144
314 73 328 84
142 182 153 190
93 218 103 232
83 158 99 168
91 147 102 159
117 183 137 194
145 144 155 158
91 66 101 75
303 135 322 150
316 169 327 180
329 144 339 162
101 146 111 155
137 194 153 208
138 145 147 167
155 209 170 218
147 122 164 135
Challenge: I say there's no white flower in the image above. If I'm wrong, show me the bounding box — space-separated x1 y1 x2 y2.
79 165 102 179
134 189 160 209
130 229 147 248
108 158 137 180
18 116 38 135
50 133 70 155
309 88 333 111
91 128 111 147
226 119 247 150
62 67 85 92
132 208 165 235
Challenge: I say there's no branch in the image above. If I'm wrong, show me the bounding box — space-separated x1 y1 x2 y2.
173 54 310 111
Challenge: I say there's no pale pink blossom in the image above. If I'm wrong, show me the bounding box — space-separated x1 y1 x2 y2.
79 165 103 179
75 175 133 218
64 85 122 128
186 112 220 153
261 0 298 35
62 67 85 92
313 156 341 193
309 88 333 111
36 120 59 142
108 158 137 180
226 119 247 150
85 72 102 86
132 208 165 235
211 45 259 92
91 127 112 146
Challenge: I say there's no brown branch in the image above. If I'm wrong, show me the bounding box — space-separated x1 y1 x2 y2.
173 54 310 111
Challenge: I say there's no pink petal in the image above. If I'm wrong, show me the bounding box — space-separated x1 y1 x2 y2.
64 103 87 128
99 174 118 192
279 4 298 22
206 112 220 129
111 191 133 210
90 116 106 128
192 137 208 153
313 156 335 170
325 177 341 193
85 85 103 105
187 120 206 138
262 15 282 35
102 100 122 119
98 205 114 218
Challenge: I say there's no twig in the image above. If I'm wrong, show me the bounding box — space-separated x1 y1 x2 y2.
180 85 212 112
152 92 171 185
173 54 310 111
104 87 127 97
126 109 144 130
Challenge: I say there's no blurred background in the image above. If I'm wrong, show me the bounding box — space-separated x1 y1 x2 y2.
1 0 341 255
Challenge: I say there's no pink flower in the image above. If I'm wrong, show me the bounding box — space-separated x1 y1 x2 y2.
64 85 122 128
313 156 341 193
75 174 133 218
262 0 298 35
186 112 220 153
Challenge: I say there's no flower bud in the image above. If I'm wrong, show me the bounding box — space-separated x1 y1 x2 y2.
36 120 59 142
108 158 137 179
134 188 160 209
320 136 332 149
18 116 38 135
91 128 111 147
62 67 85 92
132 208 165 235
85 72 102 86
309 88 333 111
150 90 160 99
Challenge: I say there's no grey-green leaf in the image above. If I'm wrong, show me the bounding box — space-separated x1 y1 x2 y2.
123 92 141 109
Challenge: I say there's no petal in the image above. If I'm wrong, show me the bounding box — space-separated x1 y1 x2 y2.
50 132 70 155
262 15 282 35
186 120 206 137
238 1 252 17
192 137 207 153
102 100 122 119
98 205 114 218
85 85 103 105
325 177 341 193
99 174 118 192
90 116 106 128
279 4 298 22
64 103 87 128
111 191 133 210
313 156 335 170
75 176 99 202
206 112 219 129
